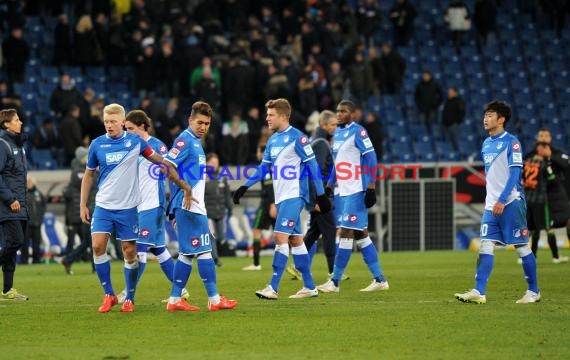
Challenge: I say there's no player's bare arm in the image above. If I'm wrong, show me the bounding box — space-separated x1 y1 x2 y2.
80 168 95 224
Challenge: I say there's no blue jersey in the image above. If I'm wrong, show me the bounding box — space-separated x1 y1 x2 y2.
138 136 168 212
481 131 524 210
164 128 206 215
263 126 315 204
332 122 375 196
87 131 153 210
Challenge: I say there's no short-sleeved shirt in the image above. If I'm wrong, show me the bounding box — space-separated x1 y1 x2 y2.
332 122 375 197
262 125 315 204
87 131 153 210
164 128 206 215
138 136 168 212
481 131 523 210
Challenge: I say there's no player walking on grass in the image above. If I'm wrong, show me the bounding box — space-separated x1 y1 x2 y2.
81 104 193 313
317 100 388 294
114 110 189 304
163 101 237 312
233 98 331 300
455 101 540 304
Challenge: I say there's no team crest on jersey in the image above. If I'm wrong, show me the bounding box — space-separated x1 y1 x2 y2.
159 145 168 154
300 136 308 144
349 214 358 223
191 237 200 247
344 132 349 138
283 135 289 143
513 228 521 238
512 142 521 150
168 148 180 159
496 142 503 149
133 224 139 234
124 139 132 148
176 139 185 149
140 228 150 238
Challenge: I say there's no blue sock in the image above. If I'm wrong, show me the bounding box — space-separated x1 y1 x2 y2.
292 245 316 290
474 254 494 295
124 260 139 301
170 256 192 297
136 243 149 282
308 242 317 264
521 253 539 293
197 255 218 297
94 255 114 295
331 238 353 286
358 238 385 282
151 247 174 282
270 244 289 292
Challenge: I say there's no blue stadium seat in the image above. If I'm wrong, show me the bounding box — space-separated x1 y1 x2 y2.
33 149 57 170
39 66 60 84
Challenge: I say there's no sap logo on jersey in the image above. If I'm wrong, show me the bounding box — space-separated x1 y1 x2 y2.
198 154 206 165
191 237 200 247
105 151 127 164
270 147 284 158
484 154 495 164
140 228 150 238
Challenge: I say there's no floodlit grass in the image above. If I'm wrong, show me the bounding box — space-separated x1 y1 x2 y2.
1 249 569 359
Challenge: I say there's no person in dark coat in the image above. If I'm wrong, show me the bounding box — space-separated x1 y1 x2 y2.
59 105 84 167
2 27 29 85
59 146 96 274
362 112 385 161
204 153 232 266
53 14 71 66
415 70 444 128
389 0 417 47
441 86 466 151
0 109 28 300
21 176 46 265
74 14 103 67
49 74 83 117
474 0 496 52
380 43 406 94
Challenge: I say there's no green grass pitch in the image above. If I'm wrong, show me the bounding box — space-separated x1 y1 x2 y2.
1 249 568 360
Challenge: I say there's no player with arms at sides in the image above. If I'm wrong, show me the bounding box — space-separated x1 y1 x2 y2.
317 99 388 293
233 98 332 299
163 101 237 312
455 100 540 304
242 145 277 271
114 110 189 304
80 103 193 313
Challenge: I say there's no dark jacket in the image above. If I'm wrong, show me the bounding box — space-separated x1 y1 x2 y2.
26 185 46 227
442 95 466 127
204 172 232 220
415 78 444 113
0 130 28 221
64 157 96 225
307 127 333 208
49 86 83 116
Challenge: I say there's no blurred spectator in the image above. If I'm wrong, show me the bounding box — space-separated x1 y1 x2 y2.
368 46 385 96
21 175 46 265
474 0 497 52
441 86 466 151
265 64 293 104
54 14 72 67
93 13 109 65
357 0 382 46
74 15 103 68
135 41 158 98
192 65 221 110
59 105 83 166
297 68 318 117
328 61 345 107
362 112 384 162
139 97 167 140
204 153 232 266
2 26 29 85
49 74 83 117
415 70 444 127
0 80 22 112
380 43 406 95
190 57 221 94
389 0 417 47
156 41 179 98
347 52 373 108
224 56 256 117
33 118 60 150
220 112 249 165
544 0 568 38
245 106 263 163
444 0 471 52
107 14 127 66
80 92 106 143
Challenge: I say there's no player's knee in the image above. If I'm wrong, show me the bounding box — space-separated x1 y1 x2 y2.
479 240 494 255
515 244 532 257
197 252 212 260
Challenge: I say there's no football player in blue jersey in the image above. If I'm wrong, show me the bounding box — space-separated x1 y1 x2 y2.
80 104 193 313
317 100 389 293
455 100 540 304
163 101 237 312
233 98 332 299
113 110 189 304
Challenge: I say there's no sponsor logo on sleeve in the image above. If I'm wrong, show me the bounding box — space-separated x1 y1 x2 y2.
512 142 521 151
159 145 168 154
303 144 314 155
363 138 373 148
359 129 367 137
175 140 185 149
300 136 308 144
140 229 150 238
168 148 180 159
513 153 522 163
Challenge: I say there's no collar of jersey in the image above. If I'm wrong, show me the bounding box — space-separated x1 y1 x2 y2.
105 131 126 140
490 130 507 140
277 125 292 134
338 121 355 130
184 128 199 139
